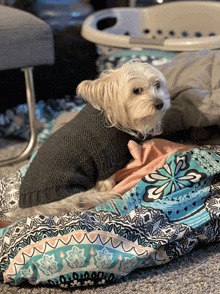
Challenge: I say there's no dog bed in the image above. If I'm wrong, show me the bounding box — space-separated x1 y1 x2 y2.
1 49 220 288
1 139 220 288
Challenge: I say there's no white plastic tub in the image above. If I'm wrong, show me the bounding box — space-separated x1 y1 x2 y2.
81 1 220 55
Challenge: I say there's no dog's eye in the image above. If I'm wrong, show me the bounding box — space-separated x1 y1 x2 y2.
133 87 143 95
155 80 161 90
155 80 161 89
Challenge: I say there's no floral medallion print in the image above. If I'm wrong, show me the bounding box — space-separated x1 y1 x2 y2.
66 246 86 268
119 256 138 272
95 248 114 269
37 254 59 276
143 154 206 202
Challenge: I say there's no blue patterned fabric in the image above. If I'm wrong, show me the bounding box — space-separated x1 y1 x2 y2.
97 49 178 74
0 143 220 288
0 97 85 143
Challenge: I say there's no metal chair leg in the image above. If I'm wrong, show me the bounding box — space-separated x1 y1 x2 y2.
0 67 38 167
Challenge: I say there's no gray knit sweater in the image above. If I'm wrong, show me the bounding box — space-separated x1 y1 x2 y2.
19 103 137 208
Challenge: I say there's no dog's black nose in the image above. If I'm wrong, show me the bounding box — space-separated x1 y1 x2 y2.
154 99 164 110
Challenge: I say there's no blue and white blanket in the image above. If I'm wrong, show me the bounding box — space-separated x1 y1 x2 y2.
0 143 220 288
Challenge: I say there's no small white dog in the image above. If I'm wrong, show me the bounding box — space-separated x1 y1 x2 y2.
10 59 170 222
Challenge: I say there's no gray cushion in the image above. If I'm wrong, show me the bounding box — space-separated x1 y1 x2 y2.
0 6 54 70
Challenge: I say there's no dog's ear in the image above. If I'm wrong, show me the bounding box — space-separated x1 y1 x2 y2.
76 71 119 110
76 80 96 104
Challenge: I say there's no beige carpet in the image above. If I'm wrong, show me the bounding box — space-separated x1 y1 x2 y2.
0 137 220 294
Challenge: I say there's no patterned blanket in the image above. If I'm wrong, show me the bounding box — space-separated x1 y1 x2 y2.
0 141 220 288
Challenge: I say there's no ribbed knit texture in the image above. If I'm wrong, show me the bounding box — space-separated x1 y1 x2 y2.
19 104 136 208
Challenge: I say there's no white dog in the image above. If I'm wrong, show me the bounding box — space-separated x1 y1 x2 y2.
10 59 170 222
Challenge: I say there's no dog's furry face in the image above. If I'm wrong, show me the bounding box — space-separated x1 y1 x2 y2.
77 59 170 138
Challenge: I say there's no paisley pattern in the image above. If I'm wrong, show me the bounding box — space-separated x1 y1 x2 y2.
0 144 220 289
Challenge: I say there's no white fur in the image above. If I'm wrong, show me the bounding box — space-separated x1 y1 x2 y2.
9 59 170 223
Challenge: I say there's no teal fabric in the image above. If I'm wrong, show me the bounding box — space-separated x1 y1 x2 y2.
0 144 220 288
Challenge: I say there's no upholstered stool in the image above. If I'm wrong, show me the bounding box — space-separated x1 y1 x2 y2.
0 5 54 167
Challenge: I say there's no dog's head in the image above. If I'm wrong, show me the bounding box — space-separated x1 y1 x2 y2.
76 59 170 138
